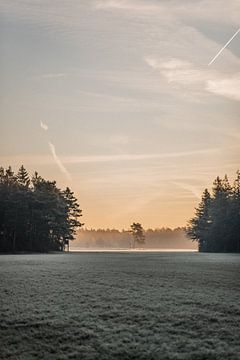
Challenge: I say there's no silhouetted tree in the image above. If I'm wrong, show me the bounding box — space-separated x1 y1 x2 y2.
17 165 30 188
209 175 232 251
130 222 145 248
62 187 83 251
187 189 211 252
0 165 83 252
232 170 240 252
187 171 240 252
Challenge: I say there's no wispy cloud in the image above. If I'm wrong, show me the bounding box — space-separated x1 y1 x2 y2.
145 57 205 86
2 0 239 28
206 76 240 101
145 57 191 71
172 181 202 199
95 0 240 26
48 142 71 181
95 0 161 12
40 121 48 131
61 147 220 164
145 56 240 101
41 73 68 79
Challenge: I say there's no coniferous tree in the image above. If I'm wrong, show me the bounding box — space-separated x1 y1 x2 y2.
231 170 240 252
0 165 83 252
210 175 232 251
17 165 30 188
187 171 240 252
62 187 84 251
186 189 211 251
130 222 145 248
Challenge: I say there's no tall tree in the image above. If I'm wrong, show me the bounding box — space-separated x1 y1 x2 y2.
187 171 240 253
210 175 232 252
0 165 83 252
186 189 211 251
62 187 84 251
231 171 240 252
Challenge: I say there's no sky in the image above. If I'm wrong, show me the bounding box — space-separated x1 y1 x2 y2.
0 0 240 229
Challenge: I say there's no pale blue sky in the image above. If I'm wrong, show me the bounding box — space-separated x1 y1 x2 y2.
0 0 240 228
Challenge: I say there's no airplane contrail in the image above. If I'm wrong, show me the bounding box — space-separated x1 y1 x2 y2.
208 28 240 65
40 121 71 181
48 142 72 181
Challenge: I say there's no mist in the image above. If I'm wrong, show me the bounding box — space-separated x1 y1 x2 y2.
71 227 197 250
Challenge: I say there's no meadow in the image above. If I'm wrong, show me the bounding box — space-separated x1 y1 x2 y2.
1 252 240 360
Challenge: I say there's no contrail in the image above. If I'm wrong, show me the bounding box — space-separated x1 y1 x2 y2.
40 121 71 181
48 142 72 181
208 28 240 65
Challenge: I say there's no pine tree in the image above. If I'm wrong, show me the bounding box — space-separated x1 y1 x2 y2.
186 189 211 251
0 165 83 252
210 175 232 251
232 170 240 252
130 222 145 249
17 165 30 188
62 187 84 251
187 172 240 253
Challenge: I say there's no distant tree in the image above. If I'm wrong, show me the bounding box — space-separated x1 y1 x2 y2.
74 227 192 250
130 222 145 248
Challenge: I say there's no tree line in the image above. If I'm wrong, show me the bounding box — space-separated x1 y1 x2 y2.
0 166 83 252
2 165 238 253
187 171 240 252
72 227 194 250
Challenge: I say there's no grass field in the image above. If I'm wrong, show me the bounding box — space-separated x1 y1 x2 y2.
1 252 240 360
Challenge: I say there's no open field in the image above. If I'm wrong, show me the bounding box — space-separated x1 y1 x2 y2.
1 252 240 360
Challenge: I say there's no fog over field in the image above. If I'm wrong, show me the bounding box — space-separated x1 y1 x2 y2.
72 228 197 251
1 252 239 360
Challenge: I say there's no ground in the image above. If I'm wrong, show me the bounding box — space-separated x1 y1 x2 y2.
0 252 240 360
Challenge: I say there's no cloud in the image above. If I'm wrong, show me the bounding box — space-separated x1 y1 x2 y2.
61 147 220 164
145 57 208 85
172 181 202 199
145 57 240 101
40 121 48 131
95 0 161 12
145 57 191 71
2 0 239 27
48 142 71 181
95 0 240 26
41 73 68 79
206 76 240 101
